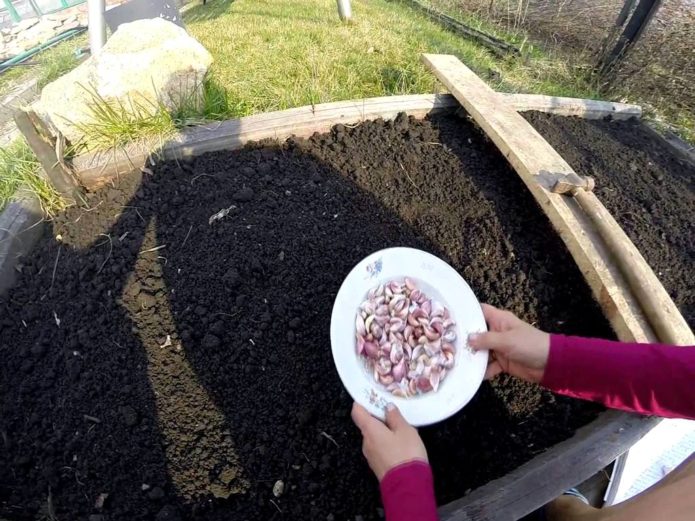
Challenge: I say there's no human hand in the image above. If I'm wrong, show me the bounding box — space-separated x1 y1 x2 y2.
351 402 428 481
468 304 550 383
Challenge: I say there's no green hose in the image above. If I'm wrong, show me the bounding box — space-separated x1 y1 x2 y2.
0 27 86 74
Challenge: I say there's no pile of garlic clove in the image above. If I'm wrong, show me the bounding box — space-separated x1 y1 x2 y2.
356 278 456 397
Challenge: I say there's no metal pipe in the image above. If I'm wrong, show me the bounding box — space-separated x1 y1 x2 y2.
88 0 107 53
336 0 352 21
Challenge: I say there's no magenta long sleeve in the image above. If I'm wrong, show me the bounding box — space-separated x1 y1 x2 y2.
542 335 695 420
380 460 438 521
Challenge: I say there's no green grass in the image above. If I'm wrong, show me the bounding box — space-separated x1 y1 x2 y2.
0 138 67 216
0 32 87 95
183 0 600 120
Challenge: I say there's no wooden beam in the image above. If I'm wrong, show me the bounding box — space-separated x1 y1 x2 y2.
71 93 641 190
421 53 693 345
502 93 641 120
439 411 659 521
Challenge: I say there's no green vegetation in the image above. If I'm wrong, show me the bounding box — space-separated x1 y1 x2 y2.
0 33 87 94
182 0 600 119
0 138 67 216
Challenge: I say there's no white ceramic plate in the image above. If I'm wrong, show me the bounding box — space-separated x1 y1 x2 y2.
330 247 488 427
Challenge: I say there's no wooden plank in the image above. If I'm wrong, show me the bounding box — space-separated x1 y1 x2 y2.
438 411 660 521
14 109 82 204
422 53 693 345
71 93 642 190
503 93 641 120
72 94 460 189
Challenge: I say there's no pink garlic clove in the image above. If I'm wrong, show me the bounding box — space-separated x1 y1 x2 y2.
442 318 456 329
375 296 386 306
407 313 420 327
421 299 432 317
424 326 440 341
417 335 427 345
389 318 405 333
404 325 413 341
443 351 455 368
375 315 389 326
356 335 365 355
371 324 383 338
417 377 432 392
385 287 393 298
404 343 412 359
392 358 406 382
411 345 424 360
361 300 376 315
392 388 407 398
390 342 404 364
430 317 444 334
409 289 421 302
442 342 455 355
376 358 392 375
443 330 456 342
407 335 417 348
364 314 376 333
405 278 416 291
381 341 392 354
375 305 389 316
386 382 400 392
393 332 404 342
408 378 418 396
375 284 385 297
356 315 367 336
364 341 380 359
416 294 427 305
379 374 394 385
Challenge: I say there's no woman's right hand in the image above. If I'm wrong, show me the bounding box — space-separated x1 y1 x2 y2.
468 304 550 384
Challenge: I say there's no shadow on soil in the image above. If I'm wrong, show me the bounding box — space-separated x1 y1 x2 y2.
1 114 607 520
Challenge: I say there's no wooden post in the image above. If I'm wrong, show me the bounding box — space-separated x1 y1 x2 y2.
14 110 83 205
600 0 662 74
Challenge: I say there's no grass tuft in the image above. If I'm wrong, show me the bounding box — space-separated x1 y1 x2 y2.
0 139 67 216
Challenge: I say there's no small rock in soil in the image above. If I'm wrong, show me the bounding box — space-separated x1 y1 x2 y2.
202 333 220 349
272 479 284 498
118 405 139 427
148 486 165 500
155 505 181 521
137 292 156 309
233 187 254 202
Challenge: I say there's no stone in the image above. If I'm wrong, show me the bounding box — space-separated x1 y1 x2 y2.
232 187 254 202
148 486 165 500
155 505 181 521
36 18 212 144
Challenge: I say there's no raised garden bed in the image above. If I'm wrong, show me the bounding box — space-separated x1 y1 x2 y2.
1 105 692 520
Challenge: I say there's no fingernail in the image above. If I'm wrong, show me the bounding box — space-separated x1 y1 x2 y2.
468 333 480 345
386 402 396 411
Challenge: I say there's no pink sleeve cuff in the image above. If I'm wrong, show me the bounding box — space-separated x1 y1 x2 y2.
380 460 438 521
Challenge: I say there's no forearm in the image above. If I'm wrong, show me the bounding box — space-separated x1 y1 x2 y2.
380 461 438 521
541 335 695 420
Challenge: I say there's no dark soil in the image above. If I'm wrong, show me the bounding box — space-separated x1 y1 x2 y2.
525 112 695 327
3 111 667 521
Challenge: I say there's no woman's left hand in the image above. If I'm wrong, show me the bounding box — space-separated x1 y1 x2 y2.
351 402 428 481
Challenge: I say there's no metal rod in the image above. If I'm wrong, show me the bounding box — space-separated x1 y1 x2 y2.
336 0 352 21
88 0 106 53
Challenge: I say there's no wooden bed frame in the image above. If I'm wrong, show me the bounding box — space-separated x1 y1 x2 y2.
5 59 692 521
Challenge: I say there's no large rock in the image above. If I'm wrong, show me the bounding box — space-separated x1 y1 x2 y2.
36 18 212 144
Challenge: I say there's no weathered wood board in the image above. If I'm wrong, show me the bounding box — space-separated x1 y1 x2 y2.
70 93 641 190
421 53 693 347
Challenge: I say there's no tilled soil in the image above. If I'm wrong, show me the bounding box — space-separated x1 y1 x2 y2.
525 112 695 327
2 111 684 521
